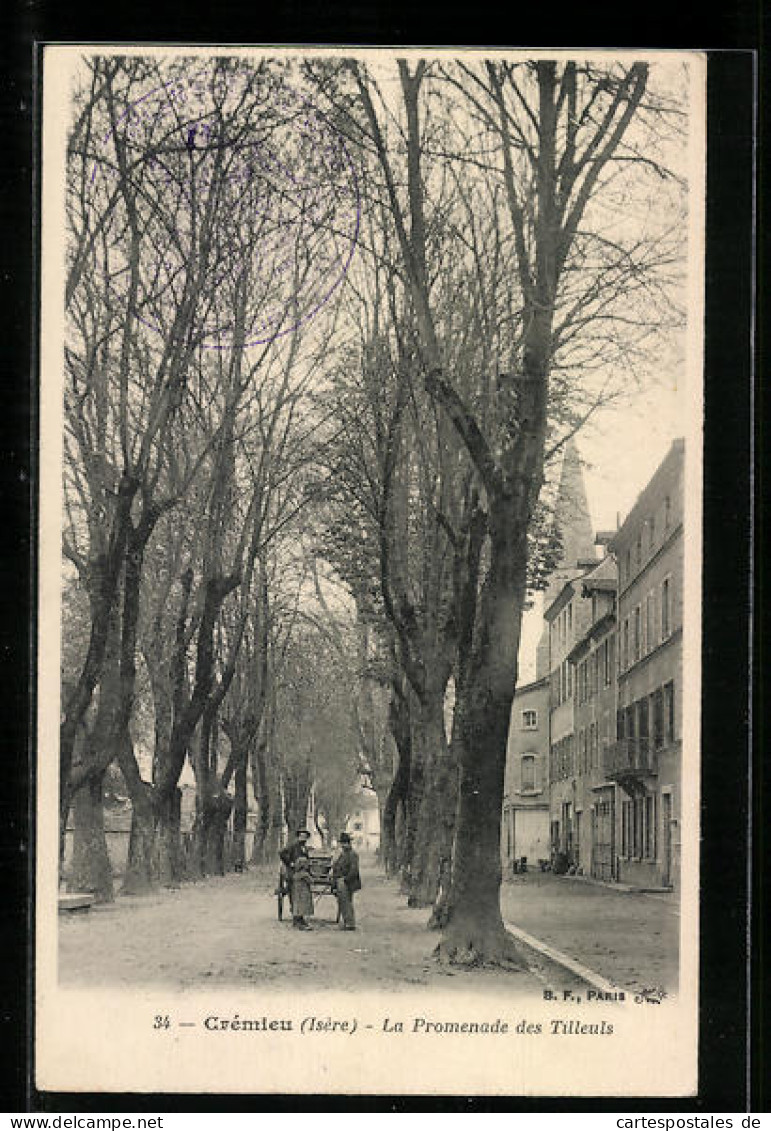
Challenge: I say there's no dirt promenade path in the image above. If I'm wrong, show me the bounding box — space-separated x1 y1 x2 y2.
59 865 563 996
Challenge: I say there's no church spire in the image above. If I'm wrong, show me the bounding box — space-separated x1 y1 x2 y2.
534 439 597 680
553 437 595 572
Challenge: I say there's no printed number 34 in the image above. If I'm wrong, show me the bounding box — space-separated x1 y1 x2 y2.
153 1015 171 1030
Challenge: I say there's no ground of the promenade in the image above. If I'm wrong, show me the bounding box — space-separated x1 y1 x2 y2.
58 863 678 995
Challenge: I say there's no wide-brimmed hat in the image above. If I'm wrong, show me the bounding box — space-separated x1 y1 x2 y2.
296 828 310 837
339 832 352 844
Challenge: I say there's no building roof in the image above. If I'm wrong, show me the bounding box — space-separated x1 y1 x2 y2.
608 438 685 554
579 555 617 595
543 575 578 622
513 675 548 698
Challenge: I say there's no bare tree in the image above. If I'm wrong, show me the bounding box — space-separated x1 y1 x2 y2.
312 56 684 961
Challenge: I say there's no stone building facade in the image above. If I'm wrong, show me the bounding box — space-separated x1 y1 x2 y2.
567 558 619 880
501 436 684 891
606 439 684 889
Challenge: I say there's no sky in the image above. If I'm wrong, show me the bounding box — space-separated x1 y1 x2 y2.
517 363 690 684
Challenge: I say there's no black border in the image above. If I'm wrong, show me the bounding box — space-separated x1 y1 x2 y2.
3 18 759 1115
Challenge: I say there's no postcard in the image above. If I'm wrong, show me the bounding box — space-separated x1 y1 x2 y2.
36 45 704 1097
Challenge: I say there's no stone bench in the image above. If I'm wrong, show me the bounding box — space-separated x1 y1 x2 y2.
58 892 96 913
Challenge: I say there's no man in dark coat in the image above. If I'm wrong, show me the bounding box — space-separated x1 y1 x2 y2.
332 832 361 930
279 829 311 928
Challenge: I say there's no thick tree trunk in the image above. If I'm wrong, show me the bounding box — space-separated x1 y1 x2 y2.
60 478 138 820
122 784 156 894
394 797 408 873
156 787 182 886
251 738 271 863
435 692 523 965
410 764 456 909
435 525 532 966
204 791 233 875
406 689 456 908
251 737 283 864
232 756 248 871
383 684 411 876
190 707 216 878
400 727 423 896
68 773 114 902
118 735 157 894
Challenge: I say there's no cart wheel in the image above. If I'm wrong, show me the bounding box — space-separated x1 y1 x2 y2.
277 891 284 920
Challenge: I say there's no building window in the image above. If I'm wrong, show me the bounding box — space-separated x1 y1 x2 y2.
661 576 671 639
604 637 613 686
625 703 636 739
633 605 641 662
637 697 649 741
621 799 632 856
663 681 675 743
646 592 657 653
652 688 665 749
353 821 363 831
635 531 642 566
664 495 672 531
649 514 656 550
644 793 657 859
634 796 644 857
625 549 631 582
521 755 536 792
522 709 537 730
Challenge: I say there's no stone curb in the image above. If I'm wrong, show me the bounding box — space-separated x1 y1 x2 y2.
504 920 620 994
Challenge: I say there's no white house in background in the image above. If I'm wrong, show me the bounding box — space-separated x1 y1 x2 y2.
501 676 550 871
346 789 380 854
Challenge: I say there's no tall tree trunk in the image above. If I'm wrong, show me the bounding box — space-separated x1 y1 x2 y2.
68 773 114 902
400 708 424 896
382 682 411 876
251 737 271 864
123 783 156 894
204 790 233 875
435 686 521 964
191 707 216 878
232 753 248 871
117 732 157 894
60 477 138 824
251 734 283 864
434 514 534 965
283 759 312 843
156 786 182 886
406 689 456 908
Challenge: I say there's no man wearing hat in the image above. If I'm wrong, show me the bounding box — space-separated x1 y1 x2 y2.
331 832 361 931
279 828 312 929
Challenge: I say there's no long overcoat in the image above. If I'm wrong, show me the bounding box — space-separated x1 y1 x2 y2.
291 858 314 918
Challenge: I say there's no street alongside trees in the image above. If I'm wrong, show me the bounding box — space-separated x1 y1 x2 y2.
59 52 687 967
